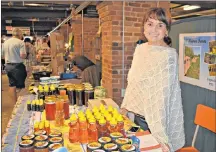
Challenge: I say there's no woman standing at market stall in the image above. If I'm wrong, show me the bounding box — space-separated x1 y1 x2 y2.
120 8 185 152
70 55 100 87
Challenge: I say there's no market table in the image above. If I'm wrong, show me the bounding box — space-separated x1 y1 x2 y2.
2 95 163 152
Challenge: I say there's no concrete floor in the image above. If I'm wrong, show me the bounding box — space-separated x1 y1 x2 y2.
1 74 14 135
1 74 31 136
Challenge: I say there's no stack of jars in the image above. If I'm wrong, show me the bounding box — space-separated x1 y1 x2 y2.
37 84 58 100
34 120 50 135
44 95 70 122
68 105 124 144
67 83 94 107
27 99 44 112
19 126 64 152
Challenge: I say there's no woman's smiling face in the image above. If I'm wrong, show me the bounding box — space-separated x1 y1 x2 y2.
144 17 168 44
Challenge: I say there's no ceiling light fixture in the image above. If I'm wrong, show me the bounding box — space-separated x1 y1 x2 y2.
183 5 201 11
25 3 48 7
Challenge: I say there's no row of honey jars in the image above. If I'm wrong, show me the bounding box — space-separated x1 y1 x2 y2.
67 86 94 107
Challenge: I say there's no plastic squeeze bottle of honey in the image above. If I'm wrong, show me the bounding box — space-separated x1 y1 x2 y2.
45 121 50 135
98 117 108 137
107 106 113 114
109 117 118 133
88 118 98 142
79 116 88 143
105 114 112 134
69 114 79 143
117 115 124 135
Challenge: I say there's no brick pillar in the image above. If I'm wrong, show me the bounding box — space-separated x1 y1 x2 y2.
71 15 99 63
71 15 82 56
97 1 170 105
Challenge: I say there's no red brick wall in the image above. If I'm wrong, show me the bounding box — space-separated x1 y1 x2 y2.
97 2 113 98
71 15 99 63
97 1 170 105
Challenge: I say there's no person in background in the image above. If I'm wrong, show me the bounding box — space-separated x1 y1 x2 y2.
41 36 50 49
120 8 185 152
24 38 36 73
32 35 37 46
2 28 27 103
71 55 100 87
1 37 6 73
45 35 51 48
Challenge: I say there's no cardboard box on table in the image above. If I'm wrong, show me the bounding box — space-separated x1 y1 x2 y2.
88 98 119 110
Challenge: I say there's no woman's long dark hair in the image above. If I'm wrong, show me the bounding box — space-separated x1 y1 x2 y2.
140 8 172 46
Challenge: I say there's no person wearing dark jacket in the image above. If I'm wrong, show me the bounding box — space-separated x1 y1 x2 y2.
71 55 100 87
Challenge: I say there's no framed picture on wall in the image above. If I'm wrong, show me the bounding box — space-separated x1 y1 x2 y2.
179 32 216 91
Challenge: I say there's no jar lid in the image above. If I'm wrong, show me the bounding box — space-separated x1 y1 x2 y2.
19 140 34 148
79 116 87 122
21 134 35 141
88 118 96 123
105 114 112 121
70 114 78 122
110 132 123 138
44 88 49 92
107 106 113 112
110 118 117 126
67 87 75 91
49 131 62 138
49 137 63 144
45 100 55 104
76 88 84 91
48 143 63 151
115 138 130 145
103 143 118 151
117 115 123 122
34 141 49 149
121 144 136 151
87 142 102 150
99 118 106 125
98 137 112 144
39 100 43 105
78 111 85 118
58 86 65 90
35 100 40 105
45 121 50 127
39 89 44 92
92 149 105 152
27 100 31 104
85 88 94 91
35 135 48 141
34 130 46 136
31 100 36 104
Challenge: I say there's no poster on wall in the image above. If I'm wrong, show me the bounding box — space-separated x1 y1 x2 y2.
179 32 216 91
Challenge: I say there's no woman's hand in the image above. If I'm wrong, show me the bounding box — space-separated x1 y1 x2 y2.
119 108 129 116
160 143 170 152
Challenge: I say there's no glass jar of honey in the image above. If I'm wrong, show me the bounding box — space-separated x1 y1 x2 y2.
34 141 49 152
45 100 56 121
19 140 34 152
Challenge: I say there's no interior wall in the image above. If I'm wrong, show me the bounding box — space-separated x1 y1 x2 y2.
169 16 216 152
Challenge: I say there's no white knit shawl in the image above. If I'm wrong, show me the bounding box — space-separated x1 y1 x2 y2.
121 43 185 151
